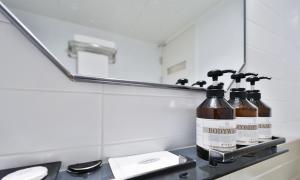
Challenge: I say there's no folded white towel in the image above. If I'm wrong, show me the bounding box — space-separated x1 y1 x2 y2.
109 151 179 180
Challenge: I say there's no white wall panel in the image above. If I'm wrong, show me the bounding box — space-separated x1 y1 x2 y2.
0 89 102 155
0 0 300 178
103 94 197 144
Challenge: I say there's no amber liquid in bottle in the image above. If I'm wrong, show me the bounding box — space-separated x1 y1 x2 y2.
245 76 272 140
249 99 271 117
248 98 272 140
228 92 258 146
196 96 235 160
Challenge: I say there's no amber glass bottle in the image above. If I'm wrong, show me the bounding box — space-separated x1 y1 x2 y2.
246 76 272 140
228 89 258 146
196 70 236 160
228 73 258 146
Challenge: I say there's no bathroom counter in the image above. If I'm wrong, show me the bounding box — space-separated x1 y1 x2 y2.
57 146 288 180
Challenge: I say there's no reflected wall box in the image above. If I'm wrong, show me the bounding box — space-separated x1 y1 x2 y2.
74 35 116 78
246 77 272 140
196 70 236 160
228 73 258 146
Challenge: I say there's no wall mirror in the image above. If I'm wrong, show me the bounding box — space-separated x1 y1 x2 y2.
0 0 245 90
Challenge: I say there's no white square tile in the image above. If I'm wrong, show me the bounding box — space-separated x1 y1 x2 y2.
103 94 197 145
247 0 283 36
103 84 202 98
260 0 285 15
0 90 102 155
246 20 285 58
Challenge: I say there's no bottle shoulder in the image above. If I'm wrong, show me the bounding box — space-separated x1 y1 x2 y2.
197 97 235 119
228 98 257 110
198 97 234 109
249 99 271 117
228 98 257 117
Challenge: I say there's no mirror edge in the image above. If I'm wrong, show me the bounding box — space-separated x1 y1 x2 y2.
0 0 246 92
225 0 246 92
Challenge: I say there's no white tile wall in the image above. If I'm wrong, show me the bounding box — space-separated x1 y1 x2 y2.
1 0 300 179
0 89 102 155
220 0 300 179
245 0 300 141
0 14 204 169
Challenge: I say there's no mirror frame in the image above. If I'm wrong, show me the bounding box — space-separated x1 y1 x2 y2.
0 0 246 91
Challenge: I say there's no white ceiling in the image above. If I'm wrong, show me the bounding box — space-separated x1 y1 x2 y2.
3 0 221 43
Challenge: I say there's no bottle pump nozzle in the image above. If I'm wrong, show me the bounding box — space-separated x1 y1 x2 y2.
176 78 188 85
246 76 271 90
231 73 258 88
207 69 236 86
192 81 207 87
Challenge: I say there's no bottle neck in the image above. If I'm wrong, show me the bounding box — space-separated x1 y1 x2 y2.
230 91 247 99
206 89 224 98
212 80 218 86
247 90 261 101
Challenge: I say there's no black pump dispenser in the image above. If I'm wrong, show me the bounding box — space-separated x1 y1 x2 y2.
228 73 259 146
176 78 188 85
246 77 272 100
246 76 272 140
206 69 236 97
196 69 236 160
192 81 207 88
230 73 258 99
208 69 236 84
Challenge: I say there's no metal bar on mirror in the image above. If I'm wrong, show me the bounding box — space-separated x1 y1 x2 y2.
68 40 117 64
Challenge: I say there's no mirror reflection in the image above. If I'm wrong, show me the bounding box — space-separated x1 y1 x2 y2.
2 0 244 89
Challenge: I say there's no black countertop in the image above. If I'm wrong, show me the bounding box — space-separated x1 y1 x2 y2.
57 146 288 180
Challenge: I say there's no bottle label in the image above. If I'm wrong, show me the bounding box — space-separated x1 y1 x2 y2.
236 117 258 145
257 117 272 139
196 118 236 151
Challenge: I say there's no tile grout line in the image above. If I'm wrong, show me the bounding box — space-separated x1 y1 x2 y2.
0 144 102 158
103 133 195 146
259 0 283 16
245 44 285 61
252 156 300 179
246 17 283 37
0 19 10 24
246 17 286 39
0 87 202 99
100 93 104 159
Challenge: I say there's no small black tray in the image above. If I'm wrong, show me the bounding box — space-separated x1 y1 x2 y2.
208 136 286 165
0 161 61 180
